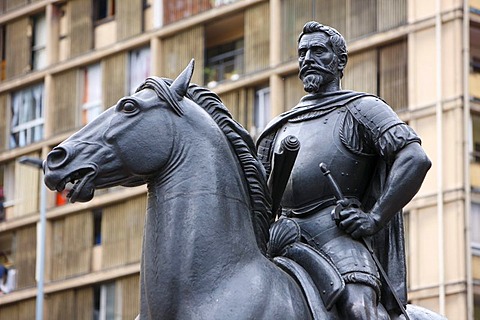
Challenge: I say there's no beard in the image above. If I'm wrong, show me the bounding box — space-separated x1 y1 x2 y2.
302 74 323 93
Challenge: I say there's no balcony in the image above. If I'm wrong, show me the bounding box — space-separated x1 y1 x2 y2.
163 0 240 25
204 44 244 87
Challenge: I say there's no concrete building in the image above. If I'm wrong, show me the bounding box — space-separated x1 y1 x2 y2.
0 0 478 319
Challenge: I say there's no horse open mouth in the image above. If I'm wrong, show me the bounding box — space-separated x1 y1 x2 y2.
57 167 97 203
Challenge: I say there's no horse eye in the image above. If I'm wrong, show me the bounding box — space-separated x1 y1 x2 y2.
121 102 137 113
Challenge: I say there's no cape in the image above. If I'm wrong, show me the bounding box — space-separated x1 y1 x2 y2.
256 90 408 314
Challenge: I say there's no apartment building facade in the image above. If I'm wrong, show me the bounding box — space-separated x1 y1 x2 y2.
0 0 478 319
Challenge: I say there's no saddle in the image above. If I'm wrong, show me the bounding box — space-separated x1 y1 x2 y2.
268 218 345 319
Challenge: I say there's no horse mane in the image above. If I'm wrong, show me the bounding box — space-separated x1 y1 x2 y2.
160 78 273 254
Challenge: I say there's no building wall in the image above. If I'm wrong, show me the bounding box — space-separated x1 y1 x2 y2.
0 0 477 319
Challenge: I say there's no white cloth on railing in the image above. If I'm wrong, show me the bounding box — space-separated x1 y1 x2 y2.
0 268 17 293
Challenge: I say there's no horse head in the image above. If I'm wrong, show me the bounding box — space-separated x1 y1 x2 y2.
44 60 195 203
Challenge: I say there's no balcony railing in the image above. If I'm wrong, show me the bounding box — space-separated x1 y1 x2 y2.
163 0 239 25
205 45 244 87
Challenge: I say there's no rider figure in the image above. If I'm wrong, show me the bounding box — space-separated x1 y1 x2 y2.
257 21 431 319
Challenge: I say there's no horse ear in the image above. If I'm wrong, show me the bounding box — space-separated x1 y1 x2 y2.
170 59 194 100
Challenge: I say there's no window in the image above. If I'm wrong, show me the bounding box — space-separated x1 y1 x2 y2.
0 235 15 294
128 47 151 94
476 143 480 163
0 234 15 294
252 87 271 138
472 202 480 255
10 225 36 289
94 282 117 320
93 209 103 245
473 114 480 163
473 59 480 74
282 73 306 112
162 0 241 25
0 234 13 261
0 166 4 221
82 64 103 125
94 0 115 23
343 40 408 112
204 14 244 87
471 24 480 73
0 189 4 222
378 40 408 112
1 162 15 220
0 25 5 80
213 0 238 6
205 38 244 87
31 13 47 70
10 83 44 149
162 0 213 25
281 0 407 62
475 293 480 320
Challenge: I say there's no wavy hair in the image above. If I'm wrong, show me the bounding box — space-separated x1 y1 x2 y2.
298 21 348 77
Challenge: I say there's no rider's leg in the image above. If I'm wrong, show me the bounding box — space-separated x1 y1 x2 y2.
336 283 390 320
378 301 393 320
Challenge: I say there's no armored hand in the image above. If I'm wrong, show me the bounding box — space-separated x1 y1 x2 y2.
319 163 382 239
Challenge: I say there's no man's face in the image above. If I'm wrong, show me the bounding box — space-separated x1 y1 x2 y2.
298 32 339 93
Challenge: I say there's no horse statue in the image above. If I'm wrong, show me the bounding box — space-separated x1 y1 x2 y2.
43 61 446 320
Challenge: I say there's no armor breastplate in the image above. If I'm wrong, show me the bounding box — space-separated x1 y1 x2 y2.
273 108 376 215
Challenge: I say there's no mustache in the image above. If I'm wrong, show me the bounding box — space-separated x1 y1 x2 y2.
299 65 335 78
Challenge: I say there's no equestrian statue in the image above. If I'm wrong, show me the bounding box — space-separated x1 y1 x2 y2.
43 22 446 320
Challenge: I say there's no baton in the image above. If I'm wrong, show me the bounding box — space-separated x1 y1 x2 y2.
268 135 300 216
318 163 360 225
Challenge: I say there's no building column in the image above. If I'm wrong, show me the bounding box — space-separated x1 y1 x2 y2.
269 0 283 117
150 36 162 77
45 3 58 66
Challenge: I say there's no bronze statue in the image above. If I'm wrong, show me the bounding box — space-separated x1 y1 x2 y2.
257 21 433 319
44 62 322 319
43 26 446 319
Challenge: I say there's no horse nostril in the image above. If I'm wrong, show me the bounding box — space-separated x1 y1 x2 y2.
47 147 70 169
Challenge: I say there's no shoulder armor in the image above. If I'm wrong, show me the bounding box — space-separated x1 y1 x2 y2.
346 96 404 142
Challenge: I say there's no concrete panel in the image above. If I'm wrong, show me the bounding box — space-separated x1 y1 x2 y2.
442 108 464 190
472 0 480 10
442 0 463 11
409 0 461 22
472 163 480 188
409 28 437 108
445 292 467 320
470 73 480 99
144 5 154 32
94 20 117 49
473 255 480 279
441 20 463 100
409 0 436 22
444 200 466 282
409 206 440 289
91 245 102 272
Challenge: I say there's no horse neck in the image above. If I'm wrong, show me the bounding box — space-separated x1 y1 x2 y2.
144 129 261 287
